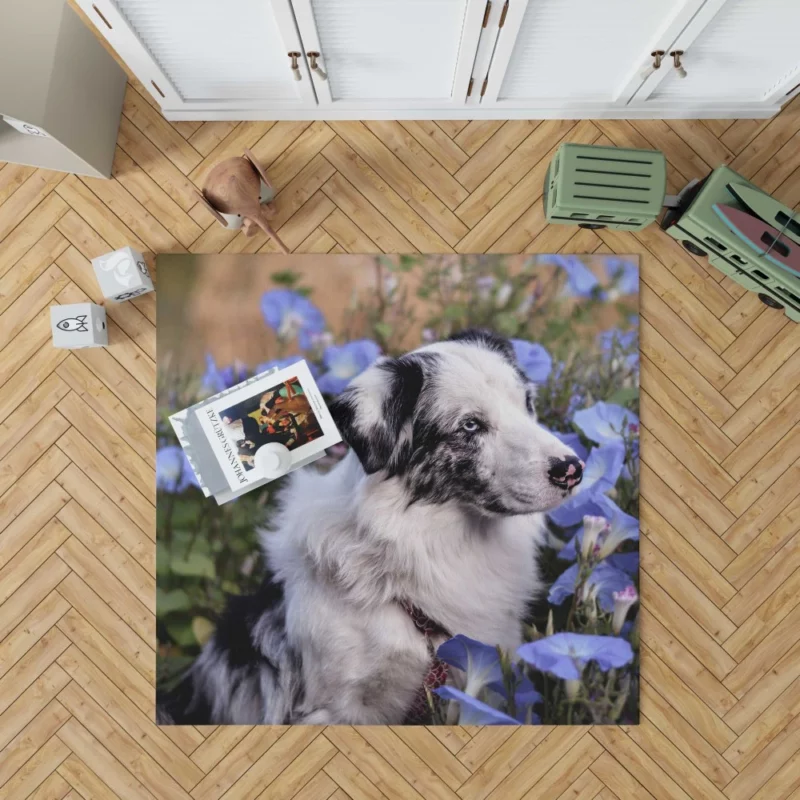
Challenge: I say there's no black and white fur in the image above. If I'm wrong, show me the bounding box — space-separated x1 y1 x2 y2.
158 331 581 725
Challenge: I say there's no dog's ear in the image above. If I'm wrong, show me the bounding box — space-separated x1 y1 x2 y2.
449 328 531 387
448 328 515 362
329 355 427 474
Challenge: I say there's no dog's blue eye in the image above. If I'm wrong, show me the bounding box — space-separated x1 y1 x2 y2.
462 419 480 433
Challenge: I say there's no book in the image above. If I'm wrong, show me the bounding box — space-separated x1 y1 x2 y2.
170 360 342 504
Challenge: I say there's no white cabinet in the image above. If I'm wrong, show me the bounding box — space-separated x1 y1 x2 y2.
631 0 800 108
83 0 316 111
479 0 706 107
76 0 800 120
290 0 486 108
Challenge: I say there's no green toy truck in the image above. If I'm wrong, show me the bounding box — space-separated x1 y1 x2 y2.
660 165 800 322
544 143 800 321
543 143 667 232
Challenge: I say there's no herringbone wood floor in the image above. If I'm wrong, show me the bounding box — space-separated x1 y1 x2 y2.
3 44 800 799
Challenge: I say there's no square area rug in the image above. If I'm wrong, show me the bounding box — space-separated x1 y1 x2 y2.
155 253 640 726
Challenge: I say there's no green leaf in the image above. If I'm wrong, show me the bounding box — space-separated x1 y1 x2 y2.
171 552 216 579
271 270 299 286
493 312 519 337
156 542 171 577
606 387 639 406
157 655 195 689
373 321 393 340
192 616 216 646
172 528 212 557
165 620 197 648
157 588 191 616
399 255 416 272
443 304 466 321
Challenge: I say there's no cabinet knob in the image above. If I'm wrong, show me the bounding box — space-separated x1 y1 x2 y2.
307 52 327 81
670 50 687 79
288 52 302 81
640 50 665 81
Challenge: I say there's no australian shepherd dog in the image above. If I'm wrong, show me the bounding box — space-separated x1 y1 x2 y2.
158 330 583 725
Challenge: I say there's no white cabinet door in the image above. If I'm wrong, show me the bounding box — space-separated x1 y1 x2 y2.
75 0 316 112
633 0 800 109
480 0 706 109
290 0 487 108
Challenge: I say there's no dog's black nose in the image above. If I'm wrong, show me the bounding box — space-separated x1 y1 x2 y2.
548 456 584 490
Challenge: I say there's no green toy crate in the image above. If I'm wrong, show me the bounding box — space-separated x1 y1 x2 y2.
544 143 667 231
661 165 800 322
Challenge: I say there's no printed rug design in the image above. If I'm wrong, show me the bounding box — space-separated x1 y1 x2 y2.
155 253 640 726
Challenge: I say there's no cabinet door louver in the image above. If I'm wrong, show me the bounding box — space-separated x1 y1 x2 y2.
114 0 300 102
304 0 470 101
496 0 681 103
648 0 800 102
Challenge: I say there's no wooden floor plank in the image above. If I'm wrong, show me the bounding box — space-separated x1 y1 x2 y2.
55 464 155 571
56 578 155 684
723 530 800 627
640 680 737 790
0 699 71 790
122 85 202 176
57 608 155 716
56 680 195 800
454 119 576 229
400 120 469 174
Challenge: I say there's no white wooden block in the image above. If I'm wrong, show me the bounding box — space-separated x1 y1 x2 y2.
51 303 108 349
91 246 154 302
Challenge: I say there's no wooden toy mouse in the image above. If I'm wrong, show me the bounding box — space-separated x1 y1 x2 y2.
196 148 289 254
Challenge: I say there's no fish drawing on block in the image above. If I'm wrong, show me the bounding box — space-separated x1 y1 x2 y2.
727 183 800 246
713 204 800 277
56 315 89 332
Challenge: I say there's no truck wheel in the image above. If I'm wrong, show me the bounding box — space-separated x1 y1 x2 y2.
578 223 606 230
682 240 707 257
758 293 784 310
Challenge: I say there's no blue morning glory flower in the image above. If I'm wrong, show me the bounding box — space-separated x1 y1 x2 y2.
537 255 602 298
558 495 639 562
604 258 639 295
511 340 552 383
518 633 634 680
437 635 503 697
548 442 625 527
156 446 199 493
548 561 635 613
592 493 640 557
550 430 589 464
621 436 640 481
317 340 381 395
201 354 247 394
434 686 520 725
598 328 637 351
487 669 542 715
548 563 580 607
580 443 625 495
557 504 606 561
261 289 326 350
607 552 640 576
508 676 542 711
573 402 639 446
598 328 639 371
